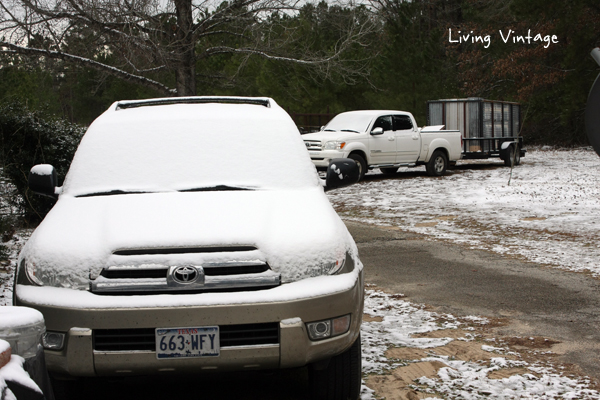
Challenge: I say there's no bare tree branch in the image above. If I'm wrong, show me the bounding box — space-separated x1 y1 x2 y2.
0 42 176 95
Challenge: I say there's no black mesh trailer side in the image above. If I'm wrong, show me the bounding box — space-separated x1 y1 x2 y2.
426 98 523 161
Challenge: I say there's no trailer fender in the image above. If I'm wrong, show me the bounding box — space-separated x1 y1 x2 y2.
500 141 518 160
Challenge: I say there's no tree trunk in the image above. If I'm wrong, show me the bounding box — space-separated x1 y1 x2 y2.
174 0 196 96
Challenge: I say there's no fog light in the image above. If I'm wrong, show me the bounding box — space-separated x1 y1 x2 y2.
307 321 331 340
306 315 351 341
42 332 65 350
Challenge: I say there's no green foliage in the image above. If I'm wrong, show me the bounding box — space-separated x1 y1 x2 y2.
0 102 85 223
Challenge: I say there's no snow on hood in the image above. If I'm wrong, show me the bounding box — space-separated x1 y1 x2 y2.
20 188 355 288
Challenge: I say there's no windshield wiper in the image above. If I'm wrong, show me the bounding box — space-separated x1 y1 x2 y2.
179 185 254 192
323 129 336 132
77 190 148 198
340 129 360 133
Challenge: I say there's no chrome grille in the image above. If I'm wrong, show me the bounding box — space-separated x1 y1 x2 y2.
304 140 322 151
91 260 280 294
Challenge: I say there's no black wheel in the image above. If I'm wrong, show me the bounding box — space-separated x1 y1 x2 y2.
380 167 398 175
309 335 361 400
348 154 366 181
425 150 447 176
504 145 521 167
514 146 521 165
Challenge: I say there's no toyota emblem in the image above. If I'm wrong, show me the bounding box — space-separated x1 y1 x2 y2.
173 266 198 283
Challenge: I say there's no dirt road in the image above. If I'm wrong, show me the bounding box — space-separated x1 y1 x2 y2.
346 220 600 383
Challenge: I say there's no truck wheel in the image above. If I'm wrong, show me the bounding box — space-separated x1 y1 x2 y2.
309 335 361 400
349 154 366 181
426 151 448 176
380 167 398 175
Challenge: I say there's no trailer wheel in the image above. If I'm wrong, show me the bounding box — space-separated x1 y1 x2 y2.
504 145 521 167
426 151 448 176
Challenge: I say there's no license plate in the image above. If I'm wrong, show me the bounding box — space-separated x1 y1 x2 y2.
155 326 220 359
309 151 320 156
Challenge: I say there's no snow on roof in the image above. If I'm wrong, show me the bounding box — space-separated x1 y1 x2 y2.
335 110 412 117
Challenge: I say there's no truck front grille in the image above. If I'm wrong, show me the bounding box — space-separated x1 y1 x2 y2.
91 261 280 294
93 323 280 351
304 140 322 151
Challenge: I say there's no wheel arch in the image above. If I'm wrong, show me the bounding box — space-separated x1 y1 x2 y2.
426 145 450 163
347 149 368 165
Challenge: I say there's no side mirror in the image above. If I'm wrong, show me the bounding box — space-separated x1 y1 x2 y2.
324 158 360 192
370 127 384 135
28 164 58 199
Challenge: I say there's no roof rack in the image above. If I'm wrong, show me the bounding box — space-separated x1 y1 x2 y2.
116 97 271 110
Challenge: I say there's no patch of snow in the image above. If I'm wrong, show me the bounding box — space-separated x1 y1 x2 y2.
0 353 42 395
0 307 44 327
329 148 600 277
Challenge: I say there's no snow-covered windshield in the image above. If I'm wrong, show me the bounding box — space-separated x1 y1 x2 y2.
62 102 320 196
323 112 374 133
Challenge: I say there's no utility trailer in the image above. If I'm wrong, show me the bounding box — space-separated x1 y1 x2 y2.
427 98 525 166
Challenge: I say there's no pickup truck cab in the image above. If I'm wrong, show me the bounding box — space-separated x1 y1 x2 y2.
303 110 462 179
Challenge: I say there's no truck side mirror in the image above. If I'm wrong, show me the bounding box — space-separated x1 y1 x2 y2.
370 127 384 135
28 164 58 199
324 158 360 192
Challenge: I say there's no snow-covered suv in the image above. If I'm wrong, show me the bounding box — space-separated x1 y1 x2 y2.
14 97 363 399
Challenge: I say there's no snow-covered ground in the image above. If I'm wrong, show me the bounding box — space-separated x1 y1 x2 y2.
328 147 600 277
360 288 600 399
1 148 600 398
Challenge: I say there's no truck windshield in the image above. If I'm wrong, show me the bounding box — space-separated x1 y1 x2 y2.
324 113 373 133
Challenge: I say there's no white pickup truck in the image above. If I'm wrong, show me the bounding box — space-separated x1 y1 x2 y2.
303 110 462 180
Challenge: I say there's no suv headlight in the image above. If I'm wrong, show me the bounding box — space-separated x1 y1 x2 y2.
323 141 346 150
18 258 89 290
308 251 349 277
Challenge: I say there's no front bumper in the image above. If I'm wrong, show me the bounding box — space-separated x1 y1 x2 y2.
308 150 348 168
15 270 363 378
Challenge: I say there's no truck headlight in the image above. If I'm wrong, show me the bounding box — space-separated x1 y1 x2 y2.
324 141 346 150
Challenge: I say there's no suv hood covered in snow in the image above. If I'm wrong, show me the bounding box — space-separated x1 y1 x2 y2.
20 188 354 290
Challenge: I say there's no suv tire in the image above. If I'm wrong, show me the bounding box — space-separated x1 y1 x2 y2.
309 335 361 400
